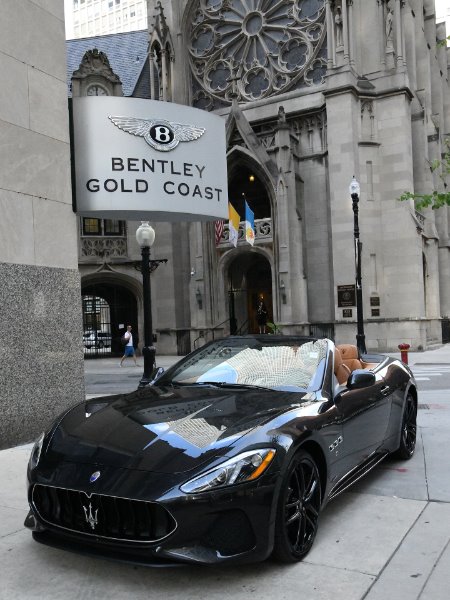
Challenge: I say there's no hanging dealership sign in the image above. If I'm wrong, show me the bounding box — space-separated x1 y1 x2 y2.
71 97 228 221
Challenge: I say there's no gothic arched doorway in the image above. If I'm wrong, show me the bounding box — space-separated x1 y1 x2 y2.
228 253 273 334
82 282 138 357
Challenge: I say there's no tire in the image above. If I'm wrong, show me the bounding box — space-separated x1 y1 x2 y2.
272 450 322 563
394 394 417 460
97 341 104 349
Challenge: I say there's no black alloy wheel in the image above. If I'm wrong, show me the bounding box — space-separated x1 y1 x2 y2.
273 450 322 562
395 394 417 460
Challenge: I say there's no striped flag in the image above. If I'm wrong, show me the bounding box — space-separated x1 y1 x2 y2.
245 201 255 246
228 202 240 247
214 220 224 246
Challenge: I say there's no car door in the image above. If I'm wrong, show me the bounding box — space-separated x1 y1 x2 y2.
334 368 392 473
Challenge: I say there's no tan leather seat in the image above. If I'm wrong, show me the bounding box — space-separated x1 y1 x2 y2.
337 344 363 372
334 347 351 384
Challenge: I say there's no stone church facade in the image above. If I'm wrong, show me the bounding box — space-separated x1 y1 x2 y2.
70 0 450 355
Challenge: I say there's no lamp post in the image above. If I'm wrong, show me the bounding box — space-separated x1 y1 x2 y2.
136 221 156 387
350 177 367 355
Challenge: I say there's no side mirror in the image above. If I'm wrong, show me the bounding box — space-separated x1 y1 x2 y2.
347 369 375 390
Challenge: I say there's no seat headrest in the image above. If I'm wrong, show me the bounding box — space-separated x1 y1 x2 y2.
337 344 360 360
334 347 351 384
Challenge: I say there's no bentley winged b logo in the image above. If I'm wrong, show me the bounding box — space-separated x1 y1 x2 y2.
108 115 206 152
83 502 99 530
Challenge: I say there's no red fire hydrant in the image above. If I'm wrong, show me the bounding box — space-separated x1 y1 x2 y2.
398 343 411 365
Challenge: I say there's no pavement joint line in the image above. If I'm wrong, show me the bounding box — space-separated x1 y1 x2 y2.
417 537 450 599
360 500 430 600
0 526 26 540
419 428 431 503
301 559 378 578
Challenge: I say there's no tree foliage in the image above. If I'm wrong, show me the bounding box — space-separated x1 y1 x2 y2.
399 36 450 210
398 137 450 210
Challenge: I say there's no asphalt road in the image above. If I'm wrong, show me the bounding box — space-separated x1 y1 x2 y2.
409 363 450 391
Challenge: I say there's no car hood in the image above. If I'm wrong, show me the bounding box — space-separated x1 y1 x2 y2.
45 385 307 474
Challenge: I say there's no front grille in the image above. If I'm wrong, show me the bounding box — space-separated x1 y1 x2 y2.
32 484 177 543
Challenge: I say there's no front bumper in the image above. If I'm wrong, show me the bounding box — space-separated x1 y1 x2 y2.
26 461 278 566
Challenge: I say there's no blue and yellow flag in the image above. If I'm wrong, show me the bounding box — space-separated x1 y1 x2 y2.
245 201 255 246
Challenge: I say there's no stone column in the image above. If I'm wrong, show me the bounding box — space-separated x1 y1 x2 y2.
275 113 308 327
326 91 361 327
342 0 350 63
378 0 385 66
161 48 168 101
395 0 403 66
348 0 355 66
326 0 335 68
149 49 155 99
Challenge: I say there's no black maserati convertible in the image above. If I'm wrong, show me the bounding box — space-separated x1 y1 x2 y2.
25 335 417 566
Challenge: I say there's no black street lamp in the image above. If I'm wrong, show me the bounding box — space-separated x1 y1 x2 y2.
350 177 367 355
136 221 156 387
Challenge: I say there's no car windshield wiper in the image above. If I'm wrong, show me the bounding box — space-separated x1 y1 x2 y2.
173 381 273 391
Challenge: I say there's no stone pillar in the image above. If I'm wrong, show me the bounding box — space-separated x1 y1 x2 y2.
403 3 417 91
348 0 355 66
326 91 361 326
342 0 350 63
395 0 403 67
161 48 168 101
378 0 386 66
377 93 425 322
275 114 308 326
326 0 335 69
0 0 84 448
149 49 155 99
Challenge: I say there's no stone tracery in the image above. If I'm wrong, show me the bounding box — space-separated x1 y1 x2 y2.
188 0 327 109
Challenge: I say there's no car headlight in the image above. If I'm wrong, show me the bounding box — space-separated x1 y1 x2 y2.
29 433 45 469
180 448 276 494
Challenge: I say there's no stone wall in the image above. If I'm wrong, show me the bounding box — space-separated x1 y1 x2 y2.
0 0 84 448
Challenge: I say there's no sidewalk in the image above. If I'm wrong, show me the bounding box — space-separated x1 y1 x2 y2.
1 345 450 599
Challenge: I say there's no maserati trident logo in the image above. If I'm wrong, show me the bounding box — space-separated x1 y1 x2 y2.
83 502 99 530
108 115 206 152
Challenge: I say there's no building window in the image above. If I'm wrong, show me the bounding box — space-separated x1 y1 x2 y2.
104 219 125 235
82 218 125 236
82 218 101 235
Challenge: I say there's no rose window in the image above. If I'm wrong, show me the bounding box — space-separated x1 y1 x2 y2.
188 0 327 109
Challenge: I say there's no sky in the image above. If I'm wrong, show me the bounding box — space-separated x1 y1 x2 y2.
435 0 449 20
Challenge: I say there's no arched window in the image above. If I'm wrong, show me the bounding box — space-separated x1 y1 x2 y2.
188 0 327 110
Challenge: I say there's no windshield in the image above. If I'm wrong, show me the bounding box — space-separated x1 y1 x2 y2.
160 337 329 392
